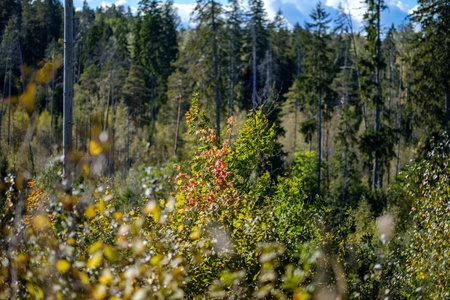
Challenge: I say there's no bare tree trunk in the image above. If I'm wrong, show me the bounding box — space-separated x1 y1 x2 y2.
293 98 298 152
372 1 381 191
150 72 155 122
174 93 182 156
63 0 74 177
349 23 366 130
138 94 142 128
18 39 25 93
396 43 403 176
29 141 35 177
85 88 90 152
127 111 130 171
252 23 257 114
75 118 78 152
228 40 232 117
0 62 8 153
446 86 449 133
109 67 116 176
7 58 12 148
50 76 55 154
104 79 110 132
294 46 301 152
318 71 322 196
212 2 220 139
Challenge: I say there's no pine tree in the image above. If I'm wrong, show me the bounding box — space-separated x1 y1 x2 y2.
225 0 244 117
359 0 386 190
305 1 333 196
191 0 224 137
411 0 450 135
246 0 268 112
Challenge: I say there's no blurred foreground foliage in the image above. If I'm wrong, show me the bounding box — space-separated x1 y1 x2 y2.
0 102 449 299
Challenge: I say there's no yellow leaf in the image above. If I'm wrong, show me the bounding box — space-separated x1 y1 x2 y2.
89 140 102 156
56 259 71 274
130 210 135 216
87 251 103 269
33 215 50 230
83 164 89 176
20 83 36 113
98 199 106 212
190 231 201 240
89 241 103 254
177 179 182 185
150 255 161 265
103 245 119 262
85 206 96 219
99 268 113 284
79 272 90 285
144 201 157 214
92 284 107 300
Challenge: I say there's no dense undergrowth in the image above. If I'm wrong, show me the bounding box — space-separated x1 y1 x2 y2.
0 101 449 299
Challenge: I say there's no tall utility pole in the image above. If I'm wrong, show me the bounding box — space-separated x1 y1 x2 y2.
63 0 74 176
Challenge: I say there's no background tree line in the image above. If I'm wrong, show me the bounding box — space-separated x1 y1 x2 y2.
0 0 449 213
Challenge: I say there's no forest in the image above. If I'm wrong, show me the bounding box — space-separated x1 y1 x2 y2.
0 0 449 298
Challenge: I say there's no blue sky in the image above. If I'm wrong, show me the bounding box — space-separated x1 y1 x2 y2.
73 0 419 31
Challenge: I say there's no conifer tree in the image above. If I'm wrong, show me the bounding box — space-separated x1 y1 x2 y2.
225 0 244 116
411 0 450 134
246 0 268 112
305 1 333 196
359 0 386 190
191 0 224 137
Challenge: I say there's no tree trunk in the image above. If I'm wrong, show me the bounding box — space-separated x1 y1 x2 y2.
127 112 130 171
174 93 182 156
138 94 142 128
317 72 322 196
372 1 381 191
104 79 110 132
0 62 8 153
85 88 90 152
150 72 155 122
63 0 74 177
252 23 257 114
212 1 220 139
7 58 12 148
50 76 55 154
29 141 35 177
446 85 449 133
293 98 298 152
396 43 403 176
109 67 116 176
18 39 25 93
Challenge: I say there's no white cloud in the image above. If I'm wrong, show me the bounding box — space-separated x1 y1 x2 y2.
263 0 366 27
396 1 410 13
115 0 128 6
174 3 196 24
408 4 419 15
130 5 138 14
326 0 367 27
101 1 111 9
76 7 82 12
263 0 277 21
